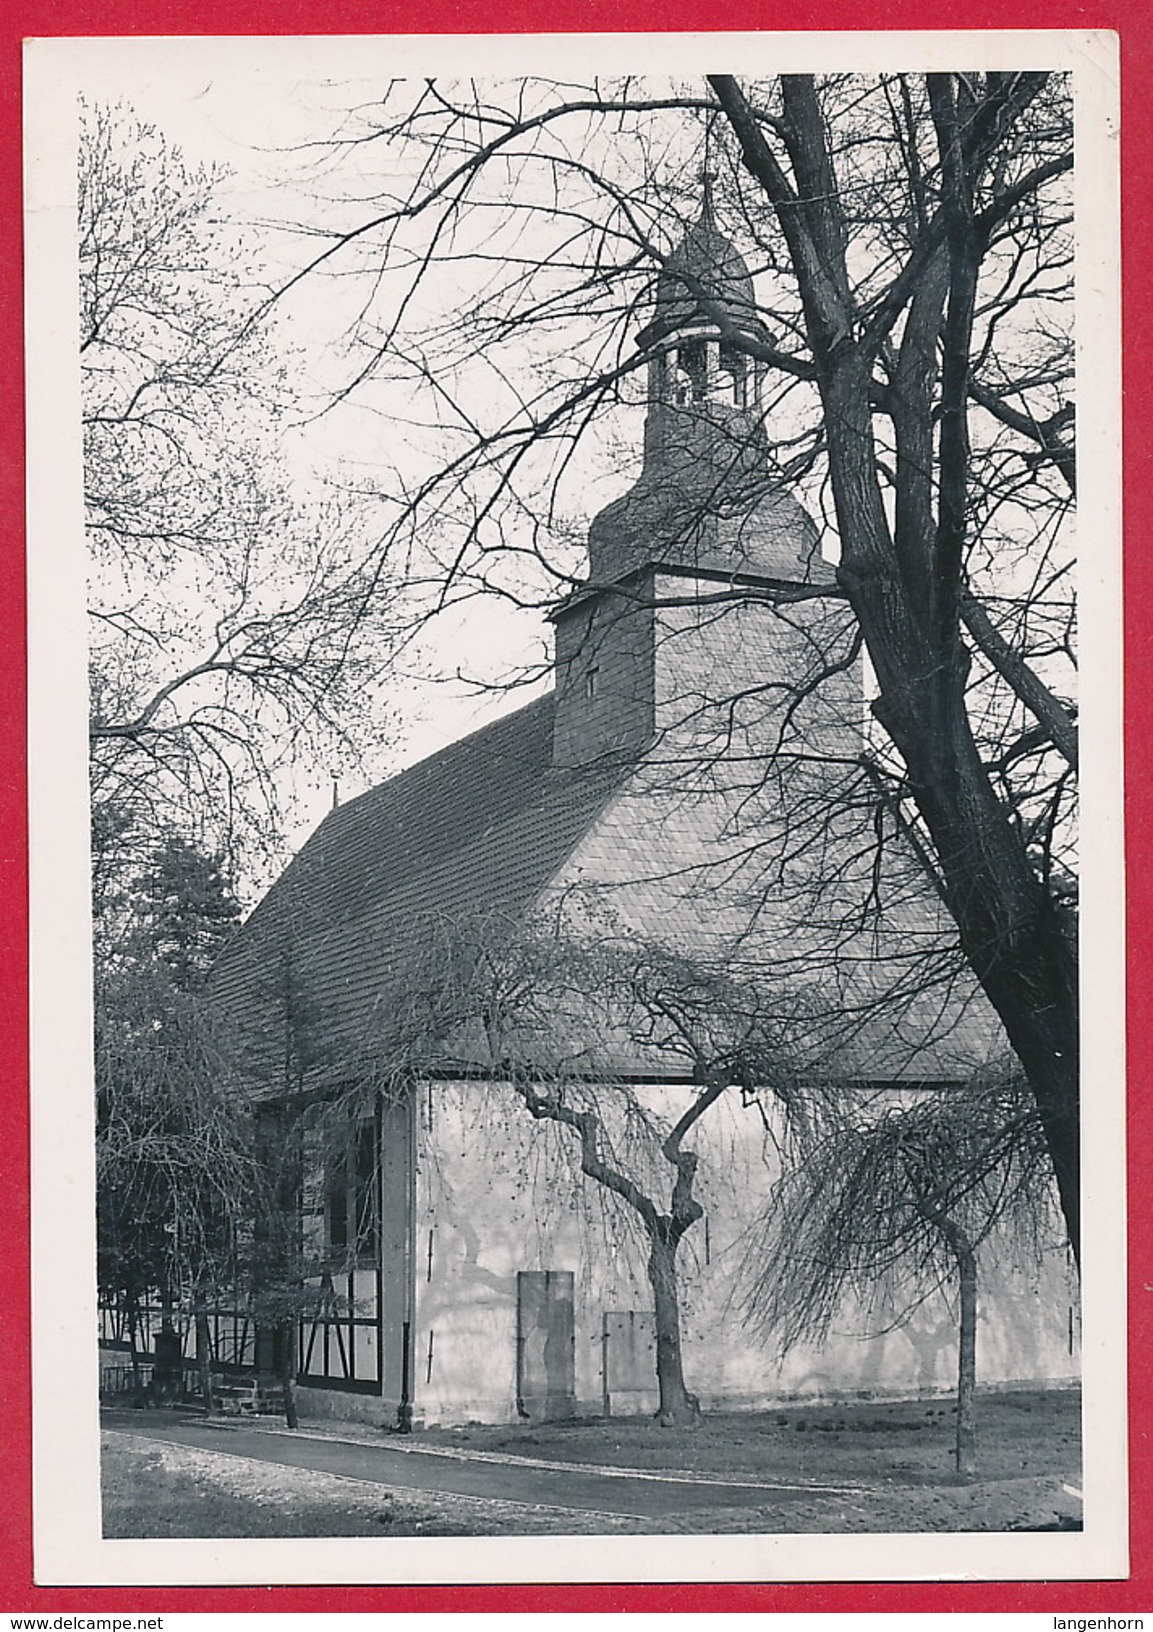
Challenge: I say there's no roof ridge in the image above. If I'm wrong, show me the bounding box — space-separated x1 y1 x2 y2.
327 690 556 826
212 690 637 993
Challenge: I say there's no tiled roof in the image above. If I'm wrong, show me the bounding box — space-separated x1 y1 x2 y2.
211 695 626 1083
589 469 832 589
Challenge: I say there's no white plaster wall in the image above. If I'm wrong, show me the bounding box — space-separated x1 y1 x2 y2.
411 1079 1078 1426
412 1079 649 1422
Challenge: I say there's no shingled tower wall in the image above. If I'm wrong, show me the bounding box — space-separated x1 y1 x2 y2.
552 193 851 773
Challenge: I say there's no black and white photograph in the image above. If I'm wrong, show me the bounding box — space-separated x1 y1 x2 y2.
24 30 1125 1585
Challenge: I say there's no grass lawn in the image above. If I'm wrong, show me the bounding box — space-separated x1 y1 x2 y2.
419 1385 1082 1489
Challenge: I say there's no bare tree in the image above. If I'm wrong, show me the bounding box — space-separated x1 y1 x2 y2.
81 102 405 887
709 74 1078 1258
747 1070 1059 1477
258 73 1079 1254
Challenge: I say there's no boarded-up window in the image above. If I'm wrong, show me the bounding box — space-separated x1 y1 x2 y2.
603 1309 656 1412
516 1270 575 1420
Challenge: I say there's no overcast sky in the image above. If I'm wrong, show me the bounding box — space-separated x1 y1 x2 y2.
27 33 1109 859
57 42 577 848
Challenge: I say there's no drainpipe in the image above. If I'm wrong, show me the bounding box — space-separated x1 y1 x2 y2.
396 1078 419 1433
398 1320 413 1433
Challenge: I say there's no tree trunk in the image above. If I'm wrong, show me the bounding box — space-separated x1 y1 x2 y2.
279 1319 299 1429
126 1290 146 1409
823 361 1081 1265
879 672 1081 1263
712 74 1081 1264
515 1077 716 1427
955 1246 979 1479
646 1228 699 1426
193 1293 215 1416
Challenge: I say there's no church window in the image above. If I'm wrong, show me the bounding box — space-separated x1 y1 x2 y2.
353 1118 378 1253
325 1150 348 1254
298 1107 384 1395
584 664 600 700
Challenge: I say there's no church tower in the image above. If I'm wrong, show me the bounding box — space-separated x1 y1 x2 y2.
551 192 839 770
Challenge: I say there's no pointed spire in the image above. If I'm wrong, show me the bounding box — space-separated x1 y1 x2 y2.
698 164 718 226
699 112 718 224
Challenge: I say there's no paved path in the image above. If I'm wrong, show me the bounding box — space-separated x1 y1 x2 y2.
102 1409 859 1523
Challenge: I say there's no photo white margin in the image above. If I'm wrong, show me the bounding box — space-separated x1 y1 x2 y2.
24 28 1127 1588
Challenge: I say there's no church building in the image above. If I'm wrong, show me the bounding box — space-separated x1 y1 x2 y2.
208 198 1078 1428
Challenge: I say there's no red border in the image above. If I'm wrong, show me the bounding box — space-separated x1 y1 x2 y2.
4 6 1147 1612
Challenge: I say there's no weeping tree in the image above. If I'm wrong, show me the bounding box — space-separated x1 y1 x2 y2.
245 1103 306 1430
495 934 822 1426
96 965 255 1410
97 960 319 1425
96 841 329 1425
746 1071 1059 1477
337 913 823 1426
